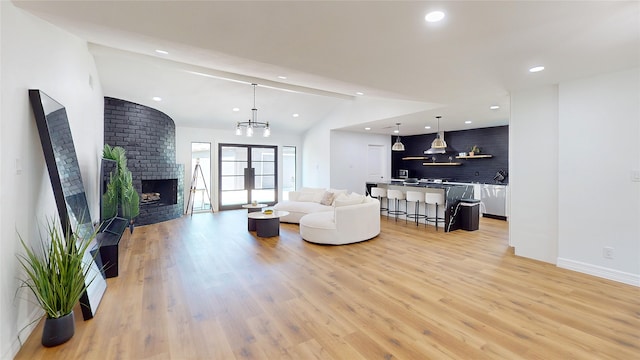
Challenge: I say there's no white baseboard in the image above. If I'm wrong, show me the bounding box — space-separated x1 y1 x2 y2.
6 338 22 360
4 308 43 360
557 257 640 287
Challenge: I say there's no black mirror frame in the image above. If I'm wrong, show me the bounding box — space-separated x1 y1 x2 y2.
29 89 107 320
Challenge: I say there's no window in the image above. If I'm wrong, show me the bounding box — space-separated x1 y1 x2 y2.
187 142 212 212
282 146 296 200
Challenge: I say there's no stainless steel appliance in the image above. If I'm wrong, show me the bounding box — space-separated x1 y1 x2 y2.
481 184 507 220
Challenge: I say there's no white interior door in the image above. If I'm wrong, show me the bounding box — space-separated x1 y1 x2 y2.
367 144 386 183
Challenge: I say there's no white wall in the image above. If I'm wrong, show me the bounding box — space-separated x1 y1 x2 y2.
330 130 391 194
302 124 331 188
176 126 302 211
303 96 437 188
510 68 640 286
557 68 640 285
509 85 559 264
0 3 105 358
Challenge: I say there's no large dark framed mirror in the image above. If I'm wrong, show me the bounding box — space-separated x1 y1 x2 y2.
29 89 107 320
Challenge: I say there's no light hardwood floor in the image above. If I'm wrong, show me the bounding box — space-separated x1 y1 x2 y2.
15 211 640 359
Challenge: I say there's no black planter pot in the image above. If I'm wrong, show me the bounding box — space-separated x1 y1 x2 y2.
42 311 75 347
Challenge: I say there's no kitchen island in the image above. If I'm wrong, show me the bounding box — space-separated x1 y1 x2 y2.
376 181 474 232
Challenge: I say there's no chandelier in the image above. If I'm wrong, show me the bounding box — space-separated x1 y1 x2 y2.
235 83 270 137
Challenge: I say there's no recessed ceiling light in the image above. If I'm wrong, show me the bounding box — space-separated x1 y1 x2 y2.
277 75 287 80
365 127 371 130
355 92 364 96
155 49 169 55
393 129 399 134
424 126 431 129
529 66 545 73
232 107 240 112
425 11 445 22
292 113 299 117
152 96 162 102
490 105 500 110
465 120 473 124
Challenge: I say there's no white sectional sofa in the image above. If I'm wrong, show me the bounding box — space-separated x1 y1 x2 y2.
299 196 381 245
273 187 381 245
273 187 347 223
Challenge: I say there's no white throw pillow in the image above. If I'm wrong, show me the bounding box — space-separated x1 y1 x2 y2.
320 191 336 206
328 188 347 197
328 189 347 205
334 193 366 207
312 192 325 203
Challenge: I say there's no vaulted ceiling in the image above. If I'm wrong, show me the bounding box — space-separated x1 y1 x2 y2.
14 1 640 135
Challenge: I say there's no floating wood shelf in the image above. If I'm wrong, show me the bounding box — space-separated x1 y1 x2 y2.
422 162 462 166
456 155 493 159
401 156 429 160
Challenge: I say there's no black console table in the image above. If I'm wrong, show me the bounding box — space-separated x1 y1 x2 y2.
96 217 128 278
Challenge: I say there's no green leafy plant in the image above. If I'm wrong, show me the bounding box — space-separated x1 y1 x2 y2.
121 170 140 220
17 218 98 319
102 144 140 220
102 172 119 219
470 145 481 154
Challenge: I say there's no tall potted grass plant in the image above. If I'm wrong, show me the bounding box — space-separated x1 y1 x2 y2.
17 218 99 347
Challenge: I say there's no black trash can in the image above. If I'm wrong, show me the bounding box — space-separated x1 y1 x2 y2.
459 198 480 231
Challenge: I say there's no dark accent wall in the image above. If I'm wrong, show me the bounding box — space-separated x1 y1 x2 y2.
104 97 184 225
392 125 508 184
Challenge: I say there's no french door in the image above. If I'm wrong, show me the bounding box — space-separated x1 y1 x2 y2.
219 144 277 210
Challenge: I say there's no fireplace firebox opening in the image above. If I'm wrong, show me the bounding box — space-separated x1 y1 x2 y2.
141 179 178 206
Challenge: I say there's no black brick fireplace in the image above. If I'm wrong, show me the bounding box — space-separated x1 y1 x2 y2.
104 97 184 226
